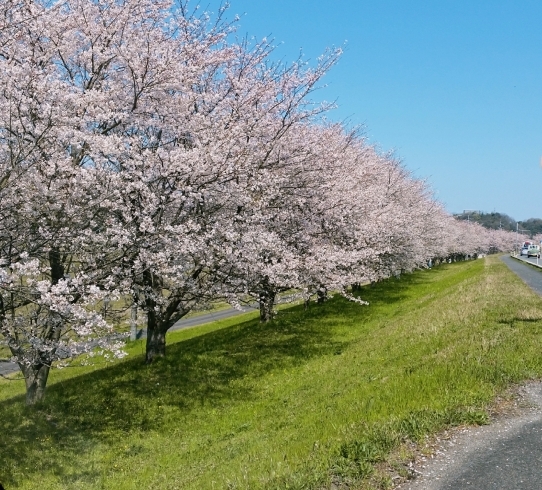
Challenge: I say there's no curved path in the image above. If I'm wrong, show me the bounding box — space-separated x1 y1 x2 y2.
399 255 542 489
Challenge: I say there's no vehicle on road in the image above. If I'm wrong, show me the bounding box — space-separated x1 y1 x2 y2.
521 241 533 256
527 244 541 258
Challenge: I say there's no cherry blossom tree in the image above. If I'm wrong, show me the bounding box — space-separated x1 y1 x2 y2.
26 0 342 360
0 0 131 402
1 0 518 408
221 122 441 317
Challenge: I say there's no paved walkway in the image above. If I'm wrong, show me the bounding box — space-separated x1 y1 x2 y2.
501 255 542 294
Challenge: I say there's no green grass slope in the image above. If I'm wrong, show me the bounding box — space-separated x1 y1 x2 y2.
2 255 542 489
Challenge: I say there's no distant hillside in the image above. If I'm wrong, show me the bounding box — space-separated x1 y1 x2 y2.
518 218 542 236
454 212 542 236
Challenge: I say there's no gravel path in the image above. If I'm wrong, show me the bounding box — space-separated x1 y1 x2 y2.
397 255 542 489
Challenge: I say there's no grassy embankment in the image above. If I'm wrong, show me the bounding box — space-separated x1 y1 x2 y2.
2 255 542 489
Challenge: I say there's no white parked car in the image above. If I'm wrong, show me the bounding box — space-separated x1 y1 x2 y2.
520 246 529 256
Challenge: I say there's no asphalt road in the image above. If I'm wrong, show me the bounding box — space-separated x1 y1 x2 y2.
435 418 542 489
501 255 542 295
169 304 257 330
519 255 542 269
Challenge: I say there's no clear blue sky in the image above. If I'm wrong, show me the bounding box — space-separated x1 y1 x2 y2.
222 0 542 221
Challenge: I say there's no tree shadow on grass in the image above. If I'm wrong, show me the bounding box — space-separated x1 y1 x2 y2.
0 267 443 487
497 317 542 329
0 302 349 486
352 266 448 309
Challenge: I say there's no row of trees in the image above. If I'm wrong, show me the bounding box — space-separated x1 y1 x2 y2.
0 0 517 405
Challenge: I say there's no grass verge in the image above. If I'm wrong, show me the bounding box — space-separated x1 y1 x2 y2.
2 255 542 489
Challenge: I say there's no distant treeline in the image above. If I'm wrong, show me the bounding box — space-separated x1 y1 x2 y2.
455 212 542 236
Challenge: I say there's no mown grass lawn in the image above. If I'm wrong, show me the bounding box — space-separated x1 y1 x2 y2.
2 255 542 489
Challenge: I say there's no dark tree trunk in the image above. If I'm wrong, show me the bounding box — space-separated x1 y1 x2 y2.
49 247 64 285
18 314 61 405
317 285 327 304
18 248 64 406
145 322 167 363
142 268 168 363
21 363 50 406
140 269 193 362
259 287 276 323
144 289 168 363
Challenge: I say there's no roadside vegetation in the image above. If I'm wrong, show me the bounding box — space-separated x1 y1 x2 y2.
2 255 542 489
